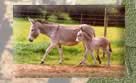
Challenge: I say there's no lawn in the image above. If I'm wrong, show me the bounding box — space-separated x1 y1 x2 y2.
13 18 125 65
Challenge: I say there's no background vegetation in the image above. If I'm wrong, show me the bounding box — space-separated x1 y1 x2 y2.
13 5 125 26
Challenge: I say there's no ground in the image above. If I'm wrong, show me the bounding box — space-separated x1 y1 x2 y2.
13 64 125 78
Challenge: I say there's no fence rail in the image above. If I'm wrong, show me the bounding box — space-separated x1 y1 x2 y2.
13 6 125 27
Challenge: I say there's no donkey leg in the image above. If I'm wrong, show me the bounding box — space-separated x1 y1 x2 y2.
106 50 111 66
57 45 63 64
102 51 106 58
96 49 101 64
40 44 55 64
80 50 88 65
90 51 97 65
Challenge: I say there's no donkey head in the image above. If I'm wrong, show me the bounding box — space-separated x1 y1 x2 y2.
28 18 40 42
76 29 92 42
76 30 84 42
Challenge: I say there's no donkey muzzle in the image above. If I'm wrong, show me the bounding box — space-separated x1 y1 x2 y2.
76 38 79 42
28 38 33 42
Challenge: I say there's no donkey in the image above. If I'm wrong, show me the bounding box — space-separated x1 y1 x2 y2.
76 28 112 66
28 18 96 64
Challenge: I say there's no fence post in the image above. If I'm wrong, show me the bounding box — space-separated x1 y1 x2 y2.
104 7 108 37
32 0 37 5
80 13 83 24
116 0 122 5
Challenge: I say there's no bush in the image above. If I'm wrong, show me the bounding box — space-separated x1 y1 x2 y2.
47 14 58 22
57 13 71 21
47 12 79 24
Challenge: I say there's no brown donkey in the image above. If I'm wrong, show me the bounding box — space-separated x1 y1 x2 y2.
28 18 96 64
76 29 112 66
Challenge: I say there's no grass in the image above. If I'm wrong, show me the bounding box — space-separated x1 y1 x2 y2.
13 18 125 65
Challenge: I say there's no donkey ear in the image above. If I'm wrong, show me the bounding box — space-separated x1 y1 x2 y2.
80 26 84 31
28 18 35 24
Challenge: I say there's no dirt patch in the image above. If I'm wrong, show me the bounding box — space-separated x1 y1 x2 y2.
13 64 126 78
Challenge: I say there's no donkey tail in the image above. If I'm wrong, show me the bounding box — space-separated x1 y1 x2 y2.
109 42 112 52
93 30 96 37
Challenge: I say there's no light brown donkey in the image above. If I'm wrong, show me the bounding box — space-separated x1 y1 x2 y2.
28 18 96 64
76 28 112 66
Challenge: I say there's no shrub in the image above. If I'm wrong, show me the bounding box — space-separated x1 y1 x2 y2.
47 14 58 22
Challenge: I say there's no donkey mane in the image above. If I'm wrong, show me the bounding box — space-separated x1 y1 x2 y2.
35 19 53 24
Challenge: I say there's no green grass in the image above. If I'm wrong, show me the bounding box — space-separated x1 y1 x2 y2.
13 18 125 65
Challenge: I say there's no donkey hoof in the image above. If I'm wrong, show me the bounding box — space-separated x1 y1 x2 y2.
79 62 82 65
79 62 85 65
102 56 105 59
108 64 110 67
59 62 62 64
59 61 62 64
40 61 44 64
99 61 102 64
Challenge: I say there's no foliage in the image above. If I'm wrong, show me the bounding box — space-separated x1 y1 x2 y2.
47 14 58 22
47 12 79 24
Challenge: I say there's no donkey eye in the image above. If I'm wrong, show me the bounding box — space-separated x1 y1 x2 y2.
31 29 34 31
